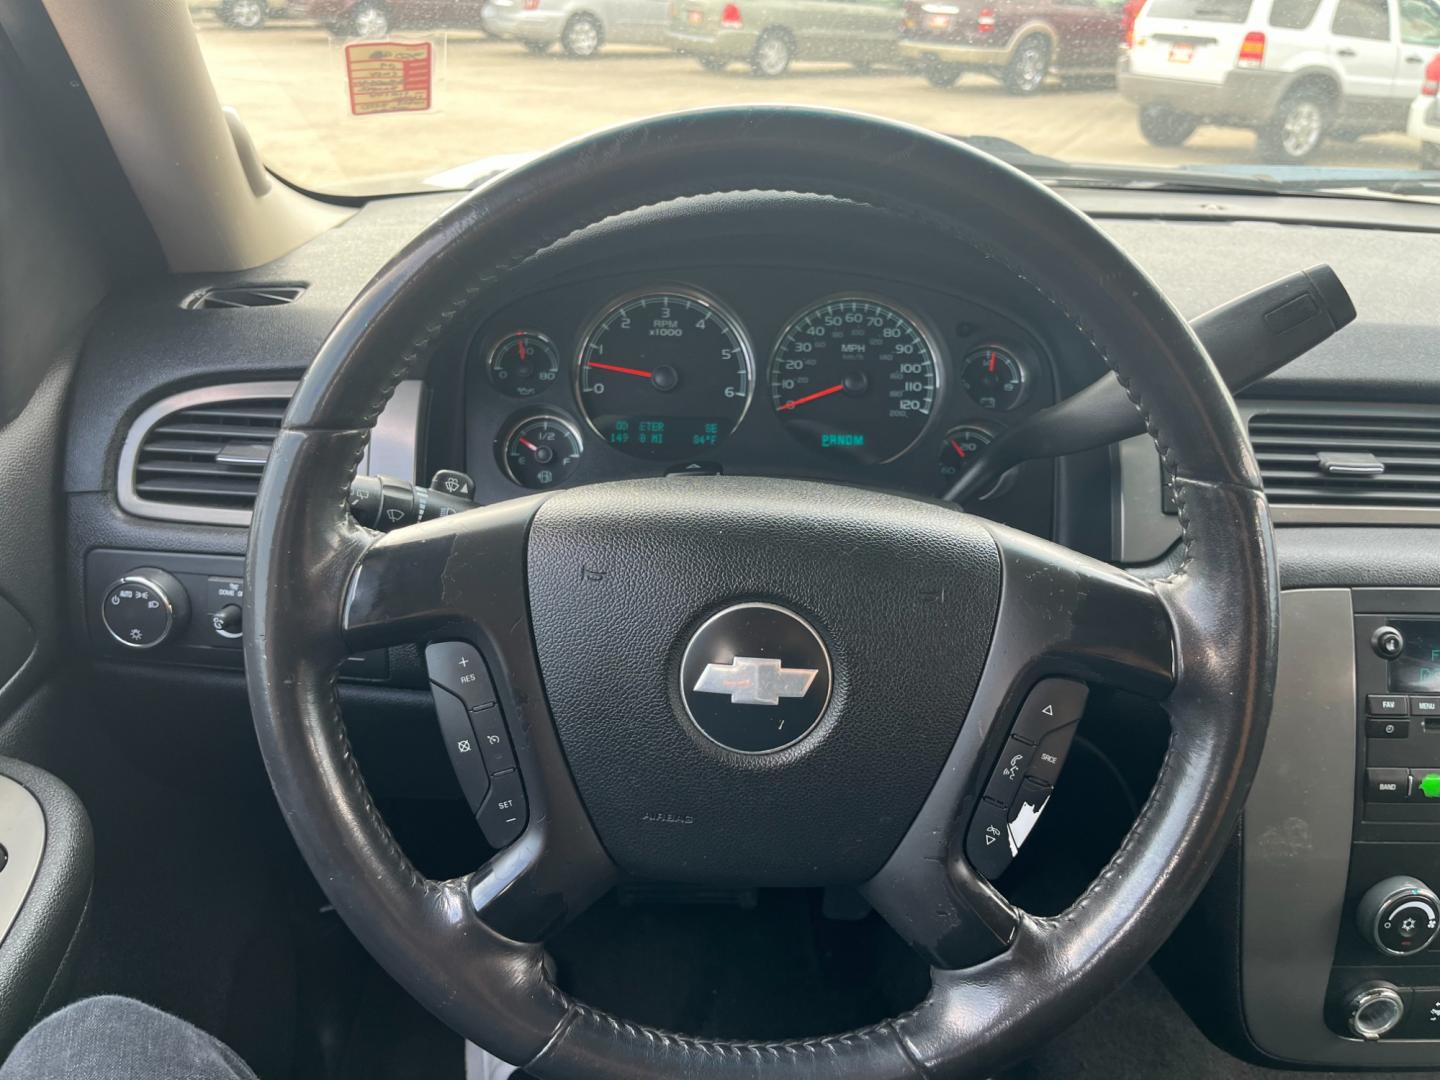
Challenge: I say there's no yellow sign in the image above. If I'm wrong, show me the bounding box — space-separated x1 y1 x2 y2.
345 42 433 116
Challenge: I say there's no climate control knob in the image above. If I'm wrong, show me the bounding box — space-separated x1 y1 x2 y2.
1357 876 1440 957
101 569 189 650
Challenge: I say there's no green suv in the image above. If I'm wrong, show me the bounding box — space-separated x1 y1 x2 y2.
668 0 905 75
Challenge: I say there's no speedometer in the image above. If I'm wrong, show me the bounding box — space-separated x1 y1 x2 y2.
576 288 753 459
769 297 939 465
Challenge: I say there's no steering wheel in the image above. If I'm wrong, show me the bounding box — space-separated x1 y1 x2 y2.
245 107 1277 1079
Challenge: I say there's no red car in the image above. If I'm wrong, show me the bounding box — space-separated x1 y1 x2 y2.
898 0 1127 93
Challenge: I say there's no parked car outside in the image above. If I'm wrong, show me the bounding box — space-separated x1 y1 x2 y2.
483 0 669 56
1405 43 1440 163
668 0 906 76
898 0 1127 94
188 0 294 30
296 0 489 36
1119 0 1440 160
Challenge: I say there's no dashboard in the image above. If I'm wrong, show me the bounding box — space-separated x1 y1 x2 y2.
465 269 1057 504
53 183 1440 1073
447 193 1110 541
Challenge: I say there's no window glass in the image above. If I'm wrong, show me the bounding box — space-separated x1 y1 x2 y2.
1331 0 1392 38
1146 0 1254 21
1400 0 1440 42
1269 0 1323 28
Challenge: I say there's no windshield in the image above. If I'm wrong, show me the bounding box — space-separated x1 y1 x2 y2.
190 0 1440 196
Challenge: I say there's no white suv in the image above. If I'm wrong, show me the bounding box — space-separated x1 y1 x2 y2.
1118 0 1440 160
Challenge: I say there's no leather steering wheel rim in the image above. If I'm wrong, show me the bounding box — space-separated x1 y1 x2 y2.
244 106 1278 1079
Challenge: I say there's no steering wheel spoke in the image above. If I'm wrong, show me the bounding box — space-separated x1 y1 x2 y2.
340 496 545 652
341 495 619 942
982 523 1176 702
865 523 1175 969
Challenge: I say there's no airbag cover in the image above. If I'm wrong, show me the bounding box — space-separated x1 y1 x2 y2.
527 476 1001 883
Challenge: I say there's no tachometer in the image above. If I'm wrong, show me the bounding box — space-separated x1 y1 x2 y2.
769 297 939 464
576 289 753 459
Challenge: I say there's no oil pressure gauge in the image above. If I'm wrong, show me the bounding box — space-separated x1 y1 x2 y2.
487 331 561 398
502 415 583 489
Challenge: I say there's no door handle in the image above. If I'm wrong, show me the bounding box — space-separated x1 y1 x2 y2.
1336 47 1357 56
1405 53 1425 62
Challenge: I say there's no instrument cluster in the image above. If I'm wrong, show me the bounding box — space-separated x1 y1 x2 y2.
460 267 1058 524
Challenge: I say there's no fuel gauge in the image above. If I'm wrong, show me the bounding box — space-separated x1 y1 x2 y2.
502 415 583 489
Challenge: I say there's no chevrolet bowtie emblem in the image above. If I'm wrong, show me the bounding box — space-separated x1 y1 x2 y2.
693 657 818 706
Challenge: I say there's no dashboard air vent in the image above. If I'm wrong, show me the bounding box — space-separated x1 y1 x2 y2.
119 382 297 527
1248 409 1440 509
186 284 306 310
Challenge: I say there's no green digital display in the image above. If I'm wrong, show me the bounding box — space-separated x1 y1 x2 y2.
1389 619 1440 694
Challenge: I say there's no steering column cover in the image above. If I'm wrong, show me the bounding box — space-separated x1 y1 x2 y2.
246 107 1276 1078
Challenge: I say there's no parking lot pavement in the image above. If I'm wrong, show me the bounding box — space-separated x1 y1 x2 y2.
194 21 1422 194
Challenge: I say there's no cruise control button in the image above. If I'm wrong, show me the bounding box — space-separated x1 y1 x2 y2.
1411 696 1440 717
983 737 1034 807
1027 722 1077 787
1366 767 1411 802
425 642 498 711
1368 694 1409 716
965 798 1012 881
1007 778 1052 856
477 770 527 848
1012 679 1088 745
469 704 517 775
1366 717 1410 739
431 687 492 813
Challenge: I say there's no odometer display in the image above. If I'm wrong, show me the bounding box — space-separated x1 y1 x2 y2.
576 289 753 459
769 298 939 464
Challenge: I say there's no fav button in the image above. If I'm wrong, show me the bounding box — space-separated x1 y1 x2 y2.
1366 768 1411 802
1368 694 1409 716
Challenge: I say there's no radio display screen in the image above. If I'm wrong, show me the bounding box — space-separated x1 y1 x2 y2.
1389 619 1440 694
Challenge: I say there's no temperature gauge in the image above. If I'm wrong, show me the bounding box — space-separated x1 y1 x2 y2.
487 331 561 398
938 426 993 495
959 346 1028 412
502 415 583 489
938 425 1013 500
